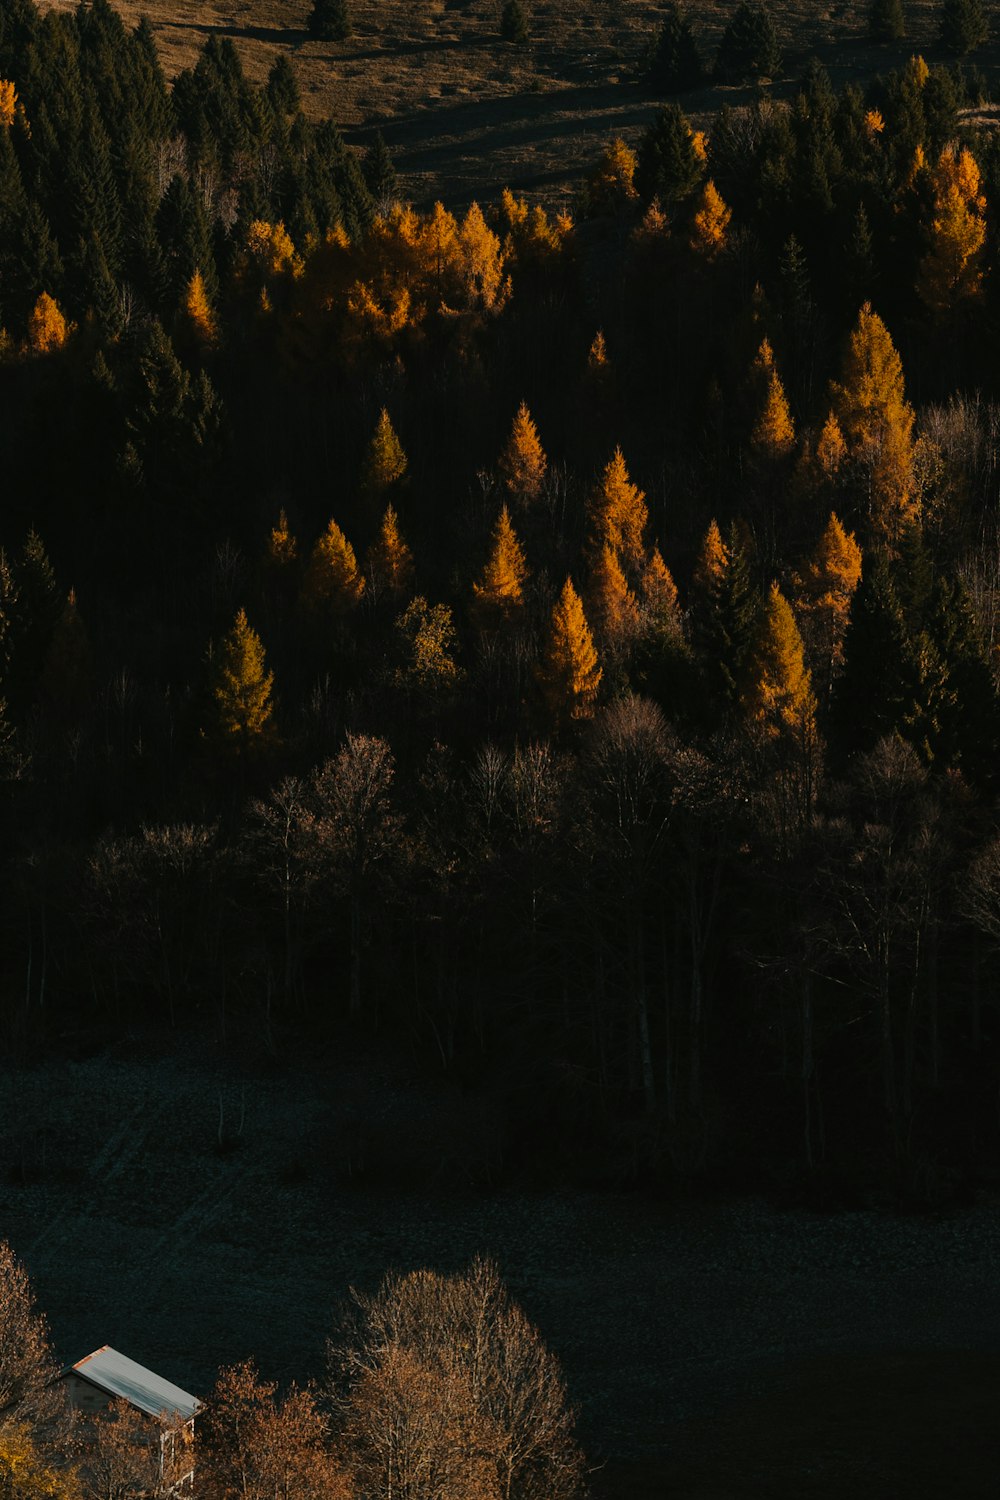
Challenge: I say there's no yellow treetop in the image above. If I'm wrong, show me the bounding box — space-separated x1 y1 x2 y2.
0 1426 78 1500
184 268 217 346
588 137 639 213
247 219 300 280
590 447 648 567
829 302 916 535
906 54 929 89
458 201 508 310
0 81 16 127
742 582 817 740
364 408 408 495
750 339 795 456
641 546 683 636
588 543 640 643
864 109 885 138
916 145 987 316
792 511 862 683
265 508 298 571
471 504 529 628
815 410 847 476
690 180 732 256
499 401 547 502
301 518 365 617
538 576 602 723
366 503 414 603
588 329 608 373
27 292 67 354
210 608 276 753
692 518 729 597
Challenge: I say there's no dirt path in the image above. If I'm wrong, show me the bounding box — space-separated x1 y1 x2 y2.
2 1053 999 1494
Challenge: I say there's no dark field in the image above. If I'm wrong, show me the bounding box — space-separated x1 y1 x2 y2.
3 1052 999 1497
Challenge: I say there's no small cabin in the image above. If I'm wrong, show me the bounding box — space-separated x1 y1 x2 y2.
60 1346 200 1493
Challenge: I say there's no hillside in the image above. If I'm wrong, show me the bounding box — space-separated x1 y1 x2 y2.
44 0 972 205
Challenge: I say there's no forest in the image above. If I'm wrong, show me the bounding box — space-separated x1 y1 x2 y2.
0 0 999 1216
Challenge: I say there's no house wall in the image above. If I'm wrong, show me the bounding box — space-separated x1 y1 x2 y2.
60 1373 112 1415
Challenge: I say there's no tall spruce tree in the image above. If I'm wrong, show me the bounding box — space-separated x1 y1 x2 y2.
649 3 705 93
937 0 988 53
869 0 906 41
714 2 781 83
636 103 701 207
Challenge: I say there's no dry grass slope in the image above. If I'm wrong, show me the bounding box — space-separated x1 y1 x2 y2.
43 0 991 206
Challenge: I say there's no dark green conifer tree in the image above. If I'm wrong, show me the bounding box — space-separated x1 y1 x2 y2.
500 0 530 44
714 2 781 83
267 54 301 116
636 103 701 207
649 3 704 93
937 0 988 53
834 554 915 758
363 131 397 205
308 0 352 42
868 0 905 41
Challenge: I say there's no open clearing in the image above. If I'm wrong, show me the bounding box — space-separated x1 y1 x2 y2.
43 0 1000 207
2 1050 999 1496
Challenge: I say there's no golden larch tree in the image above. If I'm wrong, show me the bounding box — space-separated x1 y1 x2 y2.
471 504 529 629
590 447 648 568
916 145 987 317
0 81 16 128
301 518 365 618
265 509 298 572
246 219 300 280
458 202 507 310
640 546 683 637
690 180 732 256
538 577 602 724
184 268 217 346
742 582 817 739
750 338 795 456
365 504 414 604
499 401 547 502
588 329 608 373
587 137 639 213
693 518 729 596
792 511 863 699
209 608 276 754
588 543 640 644
815 410 847 477
27 293 67 354
363 408 408 497
829 302 916 537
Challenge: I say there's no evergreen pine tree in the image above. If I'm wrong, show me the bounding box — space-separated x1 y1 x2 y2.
266 54 300 115
636 104 701 207
500 0 530 44
649 3 705 93
937 0 988 53
39 588 93 730
869 0 906 41
714 2 782 83
833 553 914 756
363 131 397 206
308 0 352 43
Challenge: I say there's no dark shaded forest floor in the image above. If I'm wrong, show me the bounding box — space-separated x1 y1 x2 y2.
42 0 1000 207
2 1048 999 1495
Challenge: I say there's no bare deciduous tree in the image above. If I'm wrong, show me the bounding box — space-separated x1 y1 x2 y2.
0 1241 64 1439
329 1258 586 1500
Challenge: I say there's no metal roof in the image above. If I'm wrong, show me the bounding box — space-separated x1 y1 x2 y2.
63 1346 200 1420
